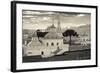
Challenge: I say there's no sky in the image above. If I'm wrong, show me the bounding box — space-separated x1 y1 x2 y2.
22 10 91 30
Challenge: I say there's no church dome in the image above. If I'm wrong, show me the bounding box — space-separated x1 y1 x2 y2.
47 24 56 29
46 24 56 32
44 32 63 39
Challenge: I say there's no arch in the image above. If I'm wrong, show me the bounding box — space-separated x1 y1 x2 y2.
57 43 59 46
46 42 49 46
41 51 44 55
51 42 54 46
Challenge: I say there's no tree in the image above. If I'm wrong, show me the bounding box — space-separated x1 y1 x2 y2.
36 29 48 43
63 29 78 45
36 29 48 38
36 29 40 39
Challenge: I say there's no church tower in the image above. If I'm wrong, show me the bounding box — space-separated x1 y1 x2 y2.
46 14 56 32
57 13 61 33
56 13 63 37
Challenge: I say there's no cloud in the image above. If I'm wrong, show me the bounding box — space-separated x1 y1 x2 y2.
22 10 91 30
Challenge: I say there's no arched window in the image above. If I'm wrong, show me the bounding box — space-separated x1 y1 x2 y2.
47 43 48 46
41 51 44 55
57 43 59 46
51 42 54 46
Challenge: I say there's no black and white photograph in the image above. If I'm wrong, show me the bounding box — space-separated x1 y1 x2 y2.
22 10 91 62
11 1 97 72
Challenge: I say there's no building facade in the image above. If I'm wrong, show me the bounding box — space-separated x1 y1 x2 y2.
23 23 69 58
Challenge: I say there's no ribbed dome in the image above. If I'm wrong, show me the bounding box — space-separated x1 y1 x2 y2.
44 32 63 39
46 24 56 32
47 24 56 29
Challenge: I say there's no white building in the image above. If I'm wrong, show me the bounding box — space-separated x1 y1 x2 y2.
23 23 69 58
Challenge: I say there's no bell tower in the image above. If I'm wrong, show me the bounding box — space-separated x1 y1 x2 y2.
57 13 61 33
